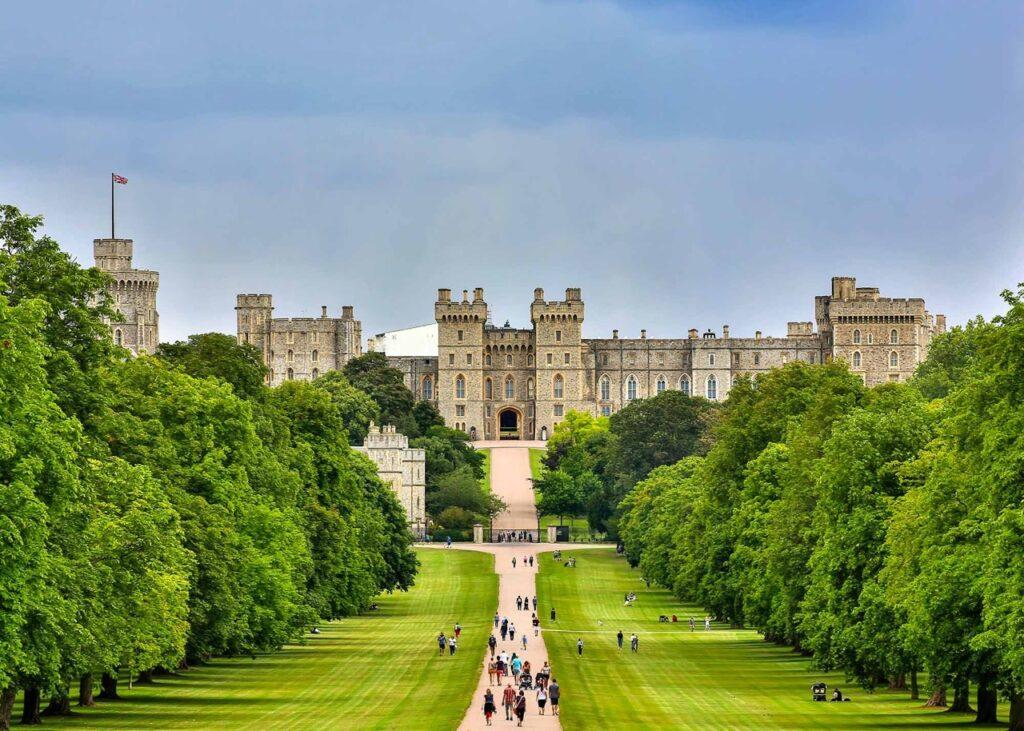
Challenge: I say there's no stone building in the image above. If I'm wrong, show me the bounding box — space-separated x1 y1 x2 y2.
386 277 943 441
235 295 361 386
93 238 159 355
354 423 426 536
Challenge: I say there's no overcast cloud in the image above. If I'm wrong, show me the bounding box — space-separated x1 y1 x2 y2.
1 1 1022 342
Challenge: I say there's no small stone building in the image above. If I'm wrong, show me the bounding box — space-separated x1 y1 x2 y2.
93 237 159 355
354 423 426 537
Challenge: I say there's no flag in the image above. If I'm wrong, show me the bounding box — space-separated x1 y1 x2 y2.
112 173 128 184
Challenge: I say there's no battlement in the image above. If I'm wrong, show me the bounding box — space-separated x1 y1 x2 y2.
435 287 488 321
236 293 273 308
93 238 134 271
530 287 585 322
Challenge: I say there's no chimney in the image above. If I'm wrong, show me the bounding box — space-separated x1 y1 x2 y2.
640 329 647 339
755 330 762 340
473 287 484 303
367 337 375 352
722 325 730 339
438 288 452 302
342 305 354 320
612 329 619 339
321 305 328 318
462 289 469 303
565 287 581 302
534 288 545 302
688 328 698 339
936 314 947 334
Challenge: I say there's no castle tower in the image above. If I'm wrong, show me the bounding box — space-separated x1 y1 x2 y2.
531 287 585 440
435 287 487 438
235 294 273 375
94 238 159 355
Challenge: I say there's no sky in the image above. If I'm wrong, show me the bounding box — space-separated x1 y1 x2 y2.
1 0 1022 343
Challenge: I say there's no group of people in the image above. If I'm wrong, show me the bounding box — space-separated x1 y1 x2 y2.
510 555 535 568
482 664 560 725
436 622 464 656
687 616 714 632
514 594 537 612
495 616 517 642
615 630 640 652
495 530 535 543
623 591 638 606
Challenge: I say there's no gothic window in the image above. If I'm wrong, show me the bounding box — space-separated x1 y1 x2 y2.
423 376 433 400
553 374 564 399
287 349 294 362
528 355 533 365
506 354 513 366
485 378 493 399
600 376 611 401
706 375 717 400
853 329 861 345
312 368 319 379
709 353 715 366
527 378 535 399
312 350 319 363
287 368 294 380
626 375 637 401
867 333 874 345
114 328 123 346
680 375 690 395
890 329 899 344
311 331 318 343
455 375 466 399
505 376 515 399
486 354 492 365
853 351 862 368
754 354 760 366
890 351 899 368
456 405 465 416
656 375 666 394
555 330 562 342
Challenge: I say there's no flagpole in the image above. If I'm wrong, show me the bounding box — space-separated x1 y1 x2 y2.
111 173 115 239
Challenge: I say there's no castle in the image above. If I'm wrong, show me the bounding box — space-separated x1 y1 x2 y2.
93 237 159 355
353 423 426 537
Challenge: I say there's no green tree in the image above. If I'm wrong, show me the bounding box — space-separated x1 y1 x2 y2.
310 371 380 444
535 470 583 524
341 353 418 436
157 333 268 401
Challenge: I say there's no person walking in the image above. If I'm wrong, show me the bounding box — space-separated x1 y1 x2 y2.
501 621 508 642
494 612 500 629
689 616 695 632
533 595 538 611
532 614 540 637
437 632 446 656
488 634 497 658
516 595 523 611
514 690 527 726
536 684 548 715
488 660 497 686
630 633 639 653
616 630 624 650
509 623 516 642
521 633 528 651
549 678 560 716
511 655 522 682
483 689 496 726
550 607 556 622
446 535 452 548
502 683 516 721
454 622 462 639
577 638 584 657
512 557 517 568
529 556 534 567
704 615 712 632
449 635 457 655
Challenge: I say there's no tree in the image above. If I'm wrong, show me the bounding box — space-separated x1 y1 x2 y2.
341 353 418 436
157 333 268 401
311 371 380 444
535 470 583 524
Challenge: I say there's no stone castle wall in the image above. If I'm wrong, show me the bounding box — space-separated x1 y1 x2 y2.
94 238 159 356
354 423 426 536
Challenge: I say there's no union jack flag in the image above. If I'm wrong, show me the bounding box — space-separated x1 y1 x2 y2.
112 173 127 184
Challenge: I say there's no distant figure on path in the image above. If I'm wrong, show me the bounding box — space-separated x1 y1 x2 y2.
483 689 496 725
532 614 540 636
630 633 639 653
577 638 584 657
512 557 517 568
510 623 516 641
536 683 548 715
437 632 447 656
503 683 516 721
549 678 560 716
533 595 538 611
488 660 497 686
514 690 527 726
529 556 534 567
617 630 623 649
501 620 508 642
446 535 452 548
516 596 523 611
494 612 500 629
521 633 528 651
488 634 497 657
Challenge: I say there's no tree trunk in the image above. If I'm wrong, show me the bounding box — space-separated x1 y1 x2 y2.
889 674 906 690
41 689 71 717
97 672 120 701
910 669 919 701
78 674 94 707
20 687 41 725
0 688 16 731
974 676 997 724
925 683 948 708
949 678 972 713
135 670 154 685
1008 692 1024 731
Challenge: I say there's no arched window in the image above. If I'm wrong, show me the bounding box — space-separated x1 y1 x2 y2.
287 349 294 362
486 354 492 366
709 353 716 366
656 375 666 394
890 329 899 344
114 328 123 346
679 375 690 396
528 355 533 365
311 368 319 379
754 354 761 366
527 378 535 399
506 354 512 366
626 375 637 401
455 375 466 399
853 329 861 345
287 368 294 381
485 378 493 399
311 349 319 363
852 351 862 368
553 374 564 399
505 376 515 399
423 376 433 400
890 351 899 368
706 375 717 400
600 376 610 401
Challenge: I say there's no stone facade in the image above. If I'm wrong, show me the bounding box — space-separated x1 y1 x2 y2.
235 295 362 386
94 238 159 355
354 423 426 536
389 277 944 441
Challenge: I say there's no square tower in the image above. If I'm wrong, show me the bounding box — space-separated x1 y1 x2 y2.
435 288 488 439
531 288 586 440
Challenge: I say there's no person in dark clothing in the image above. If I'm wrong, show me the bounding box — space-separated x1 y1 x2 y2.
514 690 527 726
488 634 497 657
617 630 624 649
550 607 556 622
483 689 496 726
549 679 560 716
437 632 446 656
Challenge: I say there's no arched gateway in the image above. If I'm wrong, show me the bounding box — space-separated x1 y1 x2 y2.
497 408 521 440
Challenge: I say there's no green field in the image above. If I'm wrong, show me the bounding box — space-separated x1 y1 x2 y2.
479 447 492 493
32 549 495 731
535 548 999 730
529 447 545 482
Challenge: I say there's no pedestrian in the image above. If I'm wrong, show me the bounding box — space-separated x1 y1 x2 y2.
511 655 522 681
488 660 497 686
689 616 695 632
550 607 556 622
549 678 560 716
502 683 516 721
501 622 508 642
510 623 516 642
536 683 548 715
437 632 446 656
496 657 505 680
631 633 639 653
529 556 534 567
533 595 538 611
512 557 517 568
516 596 523 611
446 535 452 548
704 615 712 632
521 633 528 651
494 612 500 629
577 638 584 657
532 614 540 637
488 634 497 657
454 622 462 639
514 690 527 726
616 630 623 649
449 635 457 655
483 689 496 726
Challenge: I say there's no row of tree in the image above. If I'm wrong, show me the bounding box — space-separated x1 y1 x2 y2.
616 289 1024 729
0 206 422 728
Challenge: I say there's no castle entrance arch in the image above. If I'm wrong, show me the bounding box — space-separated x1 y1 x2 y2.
497 408 521 440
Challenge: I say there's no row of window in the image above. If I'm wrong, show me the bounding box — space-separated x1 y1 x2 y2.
274 368 321 381
284 349 320 363
283 331 321 344
852 328 900 345
851 350 901 369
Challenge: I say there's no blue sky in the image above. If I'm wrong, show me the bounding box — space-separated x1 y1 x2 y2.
1 1 1022 341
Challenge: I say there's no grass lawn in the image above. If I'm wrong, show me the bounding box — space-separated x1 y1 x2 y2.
479 447 492 493
529 447 545 483
536 547 1002 730
33 549 496 731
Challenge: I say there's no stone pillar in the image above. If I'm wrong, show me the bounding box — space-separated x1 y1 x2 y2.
547 524 558 544
473 523 484 544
